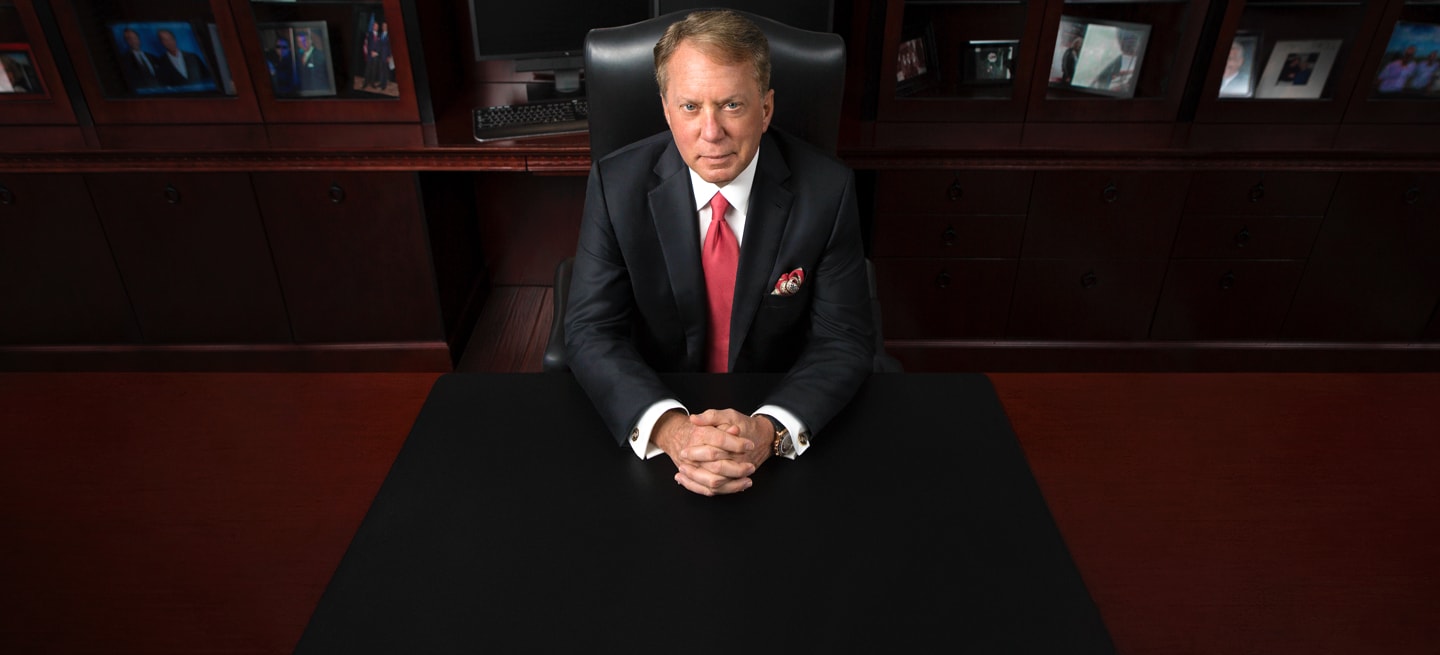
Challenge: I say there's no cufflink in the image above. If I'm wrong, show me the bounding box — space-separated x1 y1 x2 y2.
798 432 810 447
629 428 639 442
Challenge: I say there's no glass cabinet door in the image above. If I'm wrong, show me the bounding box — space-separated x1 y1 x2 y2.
1193 0 1389 124
1344 0 1440 123
1026 0 1214 122
233 0 419 124
877 0 1048 123
51 0 262 125
0 0 81 132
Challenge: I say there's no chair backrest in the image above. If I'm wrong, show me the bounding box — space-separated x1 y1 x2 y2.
583 10 846 162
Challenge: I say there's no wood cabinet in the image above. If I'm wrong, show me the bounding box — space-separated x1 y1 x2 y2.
0 174 138 345
86 172 292 344
253 171 443 344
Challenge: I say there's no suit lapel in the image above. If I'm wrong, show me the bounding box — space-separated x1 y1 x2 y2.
648 143 707 366
729 135 792 367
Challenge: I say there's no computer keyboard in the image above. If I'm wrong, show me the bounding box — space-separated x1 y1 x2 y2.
473 98 589 142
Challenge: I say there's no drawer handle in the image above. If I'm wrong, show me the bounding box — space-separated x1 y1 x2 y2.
1080 270 1099 289
1102 183 1119 204
1249 182 1265 202
1219 271 1236 291
1403 186 1421 205
935 270 951 289
163 184 181 204
329 184 346 204
1235 227 1251 248
941 225 957 247
0 184 12 205
947 180 963 202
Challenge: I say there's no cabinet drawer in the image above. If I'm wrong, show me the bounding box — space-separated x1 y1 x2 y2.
1170 215 1321 260
872 213 1025 258
872 259 1017 339
0 175 139 344
1007 260 1167 339
1310 172 1440 261
1151 260 1306 340
874 170 1033 215
1284 256 1440 341
86 173 291 344
1185 172 1338 216
1022 210 1182 260
254 172 444 343
1028 171 1189 218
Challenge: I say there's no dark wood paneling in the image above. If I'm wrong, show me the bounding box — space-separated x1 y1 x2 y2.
0 174 139 344
474 172 585 286
872 259 1016 339
1008 260 1168 339
872 213 1026 259
1151 260 1306 340
874 170 1034 215
254 171 444 344
1170 214 1322 260
1185 171 1339 216
86 172 291 343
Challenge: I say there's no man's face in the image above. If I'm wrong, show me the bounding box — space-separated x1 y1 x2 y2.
660 41 773 187
158 31 178 54
1403 46 1416 62
298 33 309 49
276 39 289 56
1225 43 1244 77
124 30 141 50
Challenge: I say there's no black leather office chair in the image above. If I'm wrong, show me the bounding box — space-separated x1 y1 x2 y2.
543 10 901 373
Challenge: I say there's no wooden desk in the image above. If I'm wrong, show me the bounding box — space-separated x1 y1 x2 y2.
2 372 1437 654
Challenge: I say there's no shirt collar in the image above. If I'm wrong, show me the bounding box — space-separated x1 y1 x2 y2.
687 149 759 217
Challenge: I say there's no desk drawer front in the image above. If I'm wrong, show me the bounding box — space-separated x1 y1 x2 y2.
874 170 1033 215
1008 260 1168 339
873 259 1016 339
1151 260 1306 340
1185 171 1338 216
1170 215 1321 260
872 213 1025 259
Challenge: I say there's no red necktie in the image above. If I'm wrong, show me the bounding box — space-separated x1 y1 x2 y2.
702 192 738 373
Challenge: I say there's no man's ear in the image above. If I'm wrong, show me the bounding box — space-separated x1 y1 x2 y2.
761 88 774 132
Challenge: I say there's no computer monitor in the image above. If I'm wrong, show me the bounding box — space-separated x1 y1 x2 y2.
656 0 833 33
468 0 652 94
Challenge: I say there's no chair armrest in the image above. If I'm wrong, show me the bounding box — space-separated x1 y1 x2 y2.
542 258 575 372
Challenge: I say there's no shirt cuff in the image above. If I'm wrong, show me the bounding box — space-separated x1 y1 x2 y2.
632 399 687 460
754 404 810 459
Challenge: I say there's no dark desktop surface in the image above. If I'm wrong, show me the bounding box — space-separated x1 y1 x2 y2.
296 372 1114 653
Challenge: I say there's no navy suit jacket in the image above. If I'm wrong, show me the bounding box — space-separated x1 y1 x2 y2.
565 128 874 446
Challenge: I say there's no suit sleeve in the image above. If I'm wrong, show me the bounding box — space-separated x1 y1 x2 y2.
565 162 679 446
761 170 874 437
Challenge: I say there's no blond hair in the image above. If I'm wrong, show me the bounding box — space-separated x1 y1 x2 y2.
653 10 770 96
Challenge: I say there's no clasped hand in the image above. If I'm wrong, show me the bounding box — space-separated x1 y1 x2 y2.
654 408 772 496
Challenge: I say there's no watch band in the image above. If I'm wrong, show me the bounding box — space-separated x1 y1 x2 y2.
759 414 792 457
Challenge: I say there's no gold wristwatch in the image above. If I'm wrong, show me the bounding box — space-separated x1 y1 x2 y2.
759 414 793 457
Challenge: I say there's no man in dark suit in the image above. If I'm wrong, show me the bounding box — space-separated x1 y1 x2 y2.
566 11 873 496
154 28 212 87
117 28 162 91
295 30 330 93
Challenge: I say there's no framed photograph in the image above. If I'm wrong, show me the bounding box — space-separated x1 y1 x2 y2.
1372 21 1440 97
895 23 938 96
107 22 218 96
1255 39 1343 100
1048 17 1151 98
258 21 336 98
351 5 398 97
965 40 1018 85
0 43 44 96
1218 33 1261 99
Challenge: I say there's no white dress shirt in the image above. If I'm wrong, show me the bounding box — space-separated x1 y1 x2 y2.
629 149 812 460
166 50 188 80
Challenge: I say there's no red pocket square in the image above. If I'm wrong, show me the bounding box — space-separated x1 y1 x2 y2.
771 268 805 296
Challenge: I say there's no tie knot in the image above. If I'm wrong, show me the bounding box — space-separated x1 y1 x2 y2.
709 191 730 221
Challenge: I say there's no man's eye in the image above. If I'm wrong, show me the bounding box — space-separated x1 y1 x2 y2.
725 102 740 109
681 103 696 111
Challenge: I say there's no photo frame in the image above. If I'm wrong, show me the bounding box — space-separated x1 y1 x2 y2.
1255 39 1343 100
1048 16 1150 98
1218 33 1261 99
351 5 398 97
895 23 938 96
258 21 336 98
964 40 1019 85
0 43 44 96
1371 21 1440 97
107 21 219 96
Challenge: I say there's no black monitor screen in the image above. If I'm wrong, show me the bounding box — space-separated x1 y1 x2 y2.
469 0 653 60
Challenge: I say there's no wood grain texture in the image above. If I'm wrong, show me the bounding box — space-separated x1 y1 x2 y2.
0 373 439 655
991 373 1440 655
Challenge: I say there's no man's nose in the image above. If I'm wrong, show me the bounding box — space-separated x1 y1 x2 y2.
699 109 724 141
